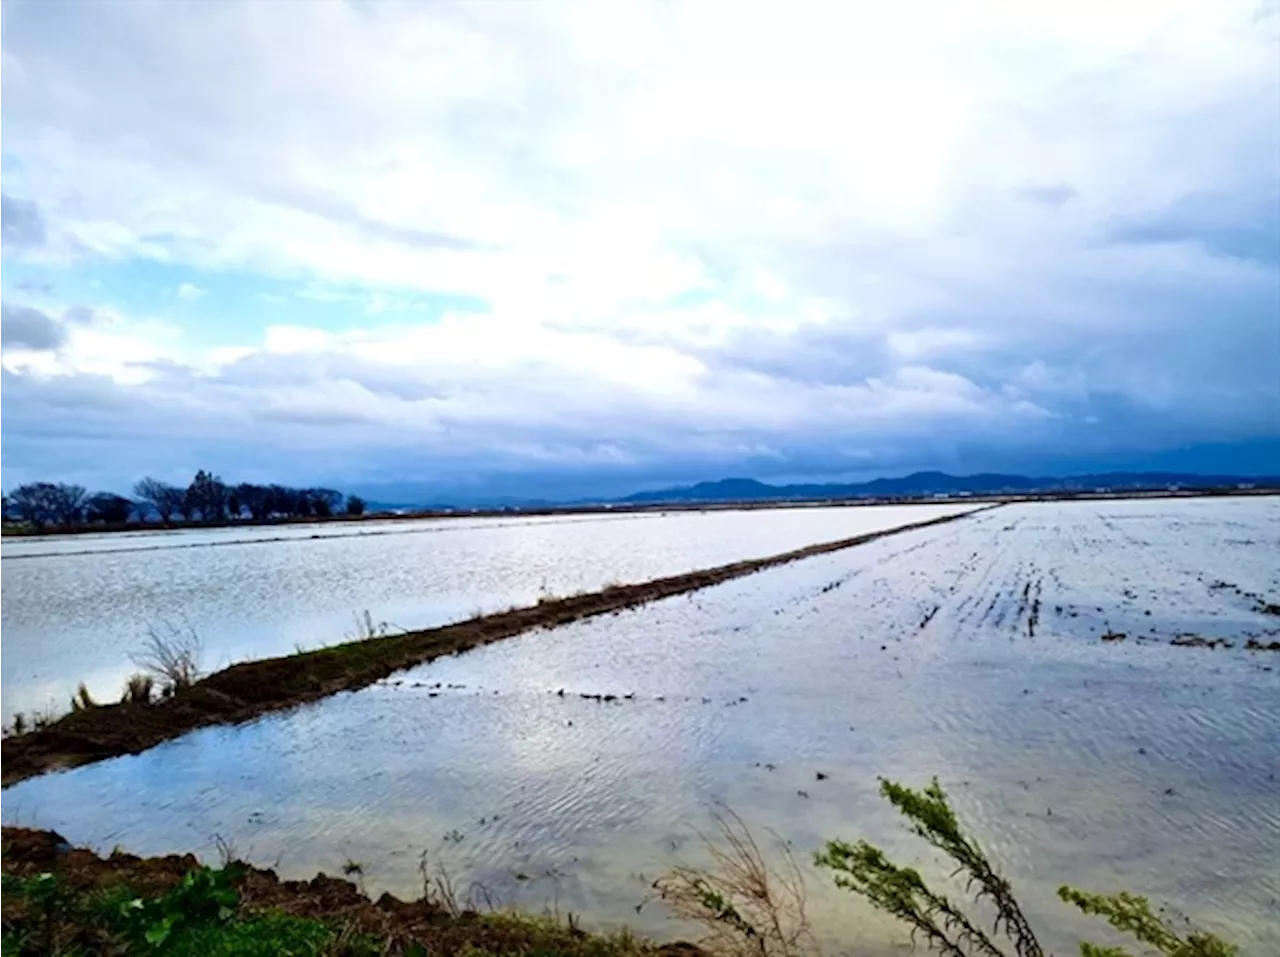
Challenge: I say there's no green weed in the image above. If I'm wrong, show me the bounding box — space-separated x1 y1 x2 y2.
816 777 1235 957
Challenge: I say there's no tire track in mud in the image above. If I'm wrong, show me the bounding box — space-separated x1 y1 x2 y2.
776 514 987 620
897 509 1013 636
948 519 1013 632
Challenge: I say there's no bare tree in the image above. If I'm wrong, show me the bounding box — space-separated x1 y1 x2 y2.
185 470 229 521
133 477 184 522
9 483 58 526
234 483 272 520
85 492 133 524
308 488 343 518
9 482 86 526
47 483 87 524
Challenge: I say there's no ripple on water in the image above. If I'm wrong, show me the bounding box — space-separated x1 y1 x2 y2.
4 498 1279 953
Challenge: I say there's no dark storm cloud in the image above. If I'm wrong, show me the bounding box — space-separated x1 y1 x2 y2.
0 1 1276 496
1107 191 1280 267
1 303 66 351
1 194 47 249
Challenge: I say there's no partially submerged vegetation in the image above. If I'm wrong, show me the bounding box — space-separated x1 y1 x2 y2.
1 507 989 786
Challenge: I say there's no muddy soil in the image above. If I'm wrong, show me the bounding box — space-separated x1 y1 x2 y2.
1 827 702 955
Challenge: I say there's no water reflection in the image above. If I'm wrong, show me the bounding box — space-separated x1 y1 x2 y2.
1 503 974 715
4 499 1278 953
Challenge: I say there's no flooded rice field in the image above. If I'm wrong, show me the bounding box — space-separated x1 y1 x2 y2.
4 497 1278 953
0 502 974 716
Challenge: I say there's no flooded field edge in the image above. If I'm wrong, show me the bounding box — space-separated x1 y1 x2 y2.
1 825 702 956
1 505 993 787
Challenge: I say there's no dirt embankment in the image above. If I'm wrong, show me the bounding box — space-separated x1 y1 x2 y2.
1 827 702 956
2 506 993 787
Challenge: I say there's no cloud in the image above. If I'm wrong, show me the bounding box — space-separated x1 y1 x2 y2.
1017 185 1079 209
63 304 97 325
14 279 55 294
1106 189 1280 266
1 193 47 249
0 0 1277 494
1 303 66 352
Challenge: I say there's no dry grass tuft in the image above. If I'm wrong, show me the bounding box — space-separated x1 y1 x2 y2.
130 619 203 694
121 673 155 704
69 683 98 712
654 808 818 957
346 609 395 642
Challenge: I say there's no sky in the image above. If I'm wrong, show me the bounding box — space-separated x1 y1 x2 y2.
2 0 1278 502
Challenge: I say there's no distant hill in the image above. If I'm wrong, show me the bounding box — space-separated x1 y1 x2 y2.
618 470 1279 504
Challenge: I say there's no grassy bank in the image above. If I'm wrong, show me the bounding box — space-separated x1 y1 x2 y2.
1 507 992 787
1 827 697 957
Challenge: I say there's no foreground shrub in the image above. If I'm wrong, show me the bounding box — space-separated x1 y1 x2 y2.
816 777 1235 957
1057 888 1236 957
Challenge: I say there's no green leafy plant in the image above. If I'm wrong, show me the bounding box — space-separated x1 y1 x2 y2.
816 777 1041 957
816 777 1235 957
116 864 242 947
12 872 66 953
1058 888 1236 957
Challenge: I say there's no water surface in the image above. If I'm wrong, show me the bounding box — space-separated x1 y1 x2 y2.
1 503 972 716
5 498 1278 953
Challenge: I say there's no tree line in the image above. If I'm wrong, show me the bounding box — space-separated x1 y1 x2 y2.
3 471 367 528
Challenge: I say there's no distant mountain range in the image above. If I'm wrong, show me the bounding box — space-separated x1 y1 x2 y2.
617 470 1279 505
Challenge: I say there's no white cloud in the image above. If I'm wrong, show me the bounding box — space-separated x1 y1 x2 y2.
0 0 1276 492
